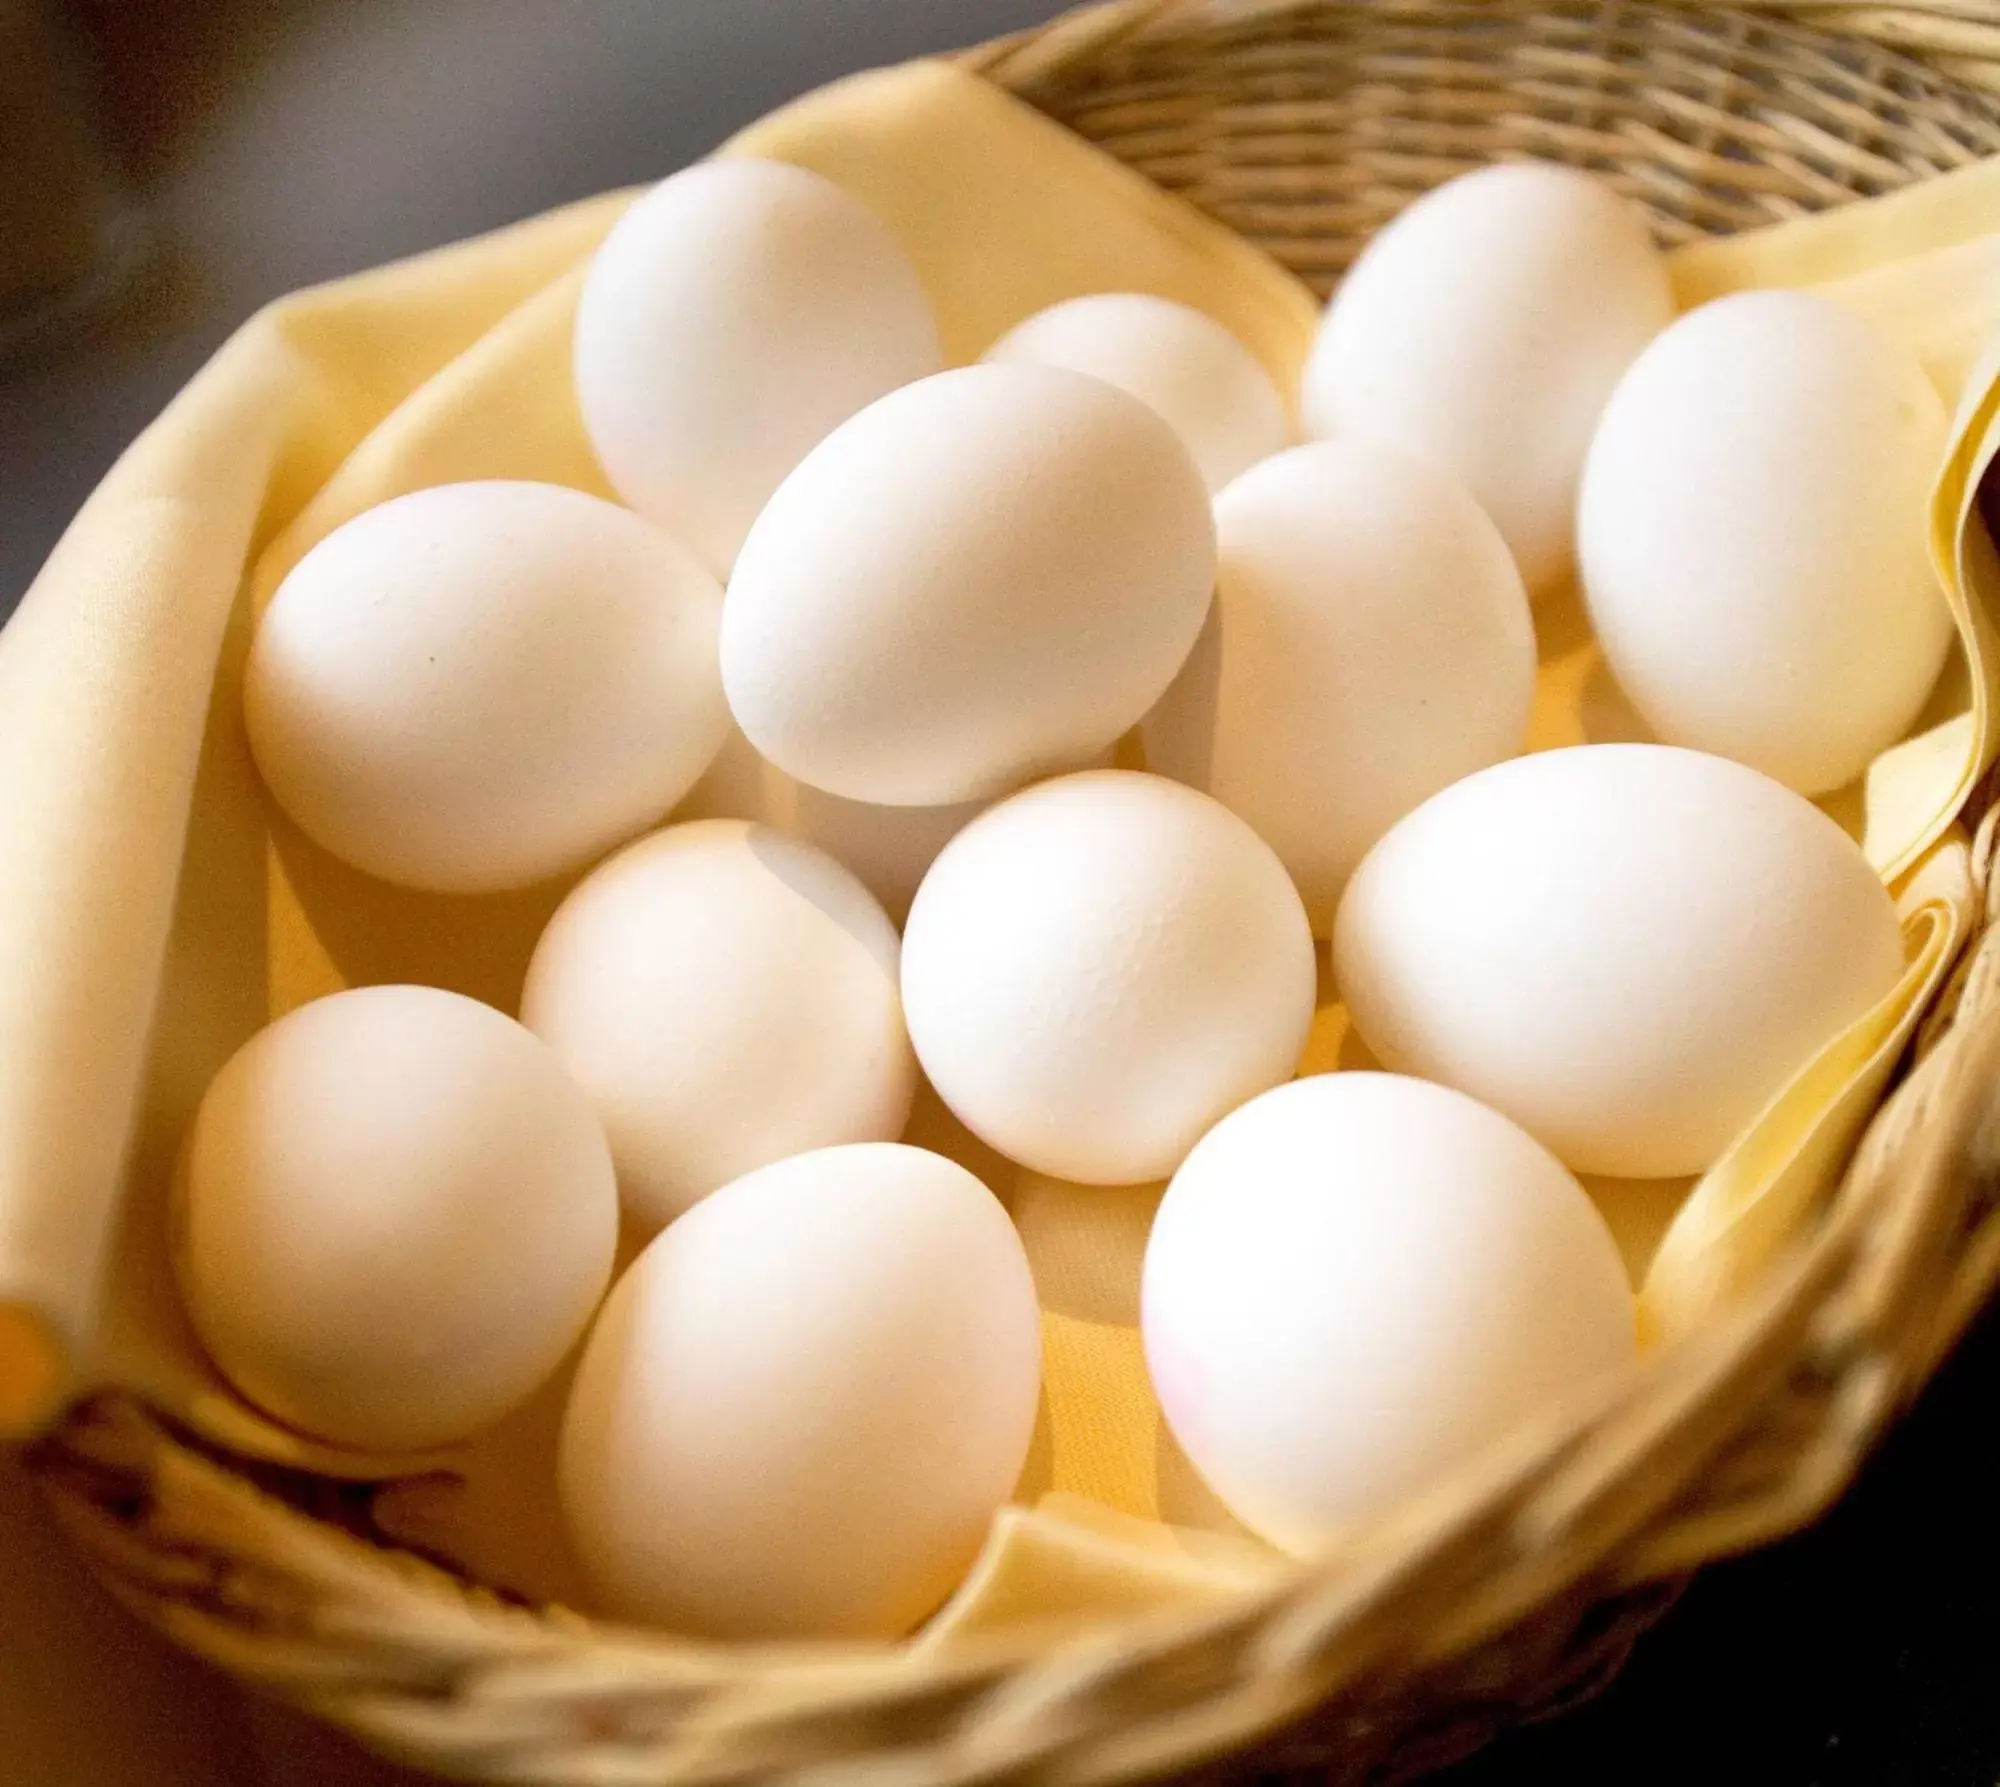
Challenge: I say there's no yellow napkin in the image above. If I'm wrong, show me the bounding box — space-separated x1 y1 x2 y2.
4 56 2000 1645
1641 837 1975 1344
0 193 627 1436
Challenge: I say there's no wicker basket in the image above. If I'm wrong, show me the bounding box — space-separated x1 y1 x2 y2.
30 2 2000 1781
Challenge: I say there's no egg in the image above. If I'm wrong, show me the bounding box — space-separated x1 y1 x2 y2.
1143 1073 1635 1553
176 986 618 1453
520 819 917 1232
721 364 1216 807
1578 289 1953 795
679 727 1123 923
901 770 1316 1184
244 481 727 894
1144 440 1534 933
783 787 988 925
1302 161 1673 593
1334 745 1906 1178
573 157 941 575
674 726 986 925
982 292 1289 491
559 1143 1042 1638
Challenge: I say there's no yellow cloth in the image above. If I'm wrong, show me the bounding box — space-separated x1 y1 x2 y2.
4 58 2000 1646
1641 837 1974 1344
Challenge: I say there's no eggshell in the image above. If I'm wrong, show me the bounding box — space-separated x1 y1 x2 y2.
757 782 980 930
721 364 1217 806
573 158 941 575
1144 440 1534 933
1334 745 1906 1178
559 1143 1042 1639
679 727 1120 923
1302 162 1673 593
244 481 727 894
520 820 917 1231
901 770 1316 1184
1579 289 1954 795
1143 1073 1635 1553
983 292 1289 491
673 725 984 925
176 986 618 1453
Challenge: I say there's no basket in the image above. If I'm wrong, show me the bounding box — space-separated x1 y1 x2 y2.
28 2 2000 1782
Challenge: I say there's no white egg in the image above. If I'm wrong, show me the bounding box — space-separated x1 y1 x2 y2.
244 481 727 894
721 365 1216 807
1302 162 1673 594
559 1143 1042 1638
780 783 989 926
983 292 1290 491
1144 440 1534 933
675 725 985 925
902 771 1316 1184
1143 1073 1635 1553
520 820 916 1232
1334 745 1906 1178
678 727 1121 923
1579 289 1953 795
573 158 941 575
176 986 618 1453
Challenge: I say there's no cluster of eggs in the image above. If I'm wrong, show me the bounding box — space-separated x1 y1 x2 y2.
179 154 1944 1640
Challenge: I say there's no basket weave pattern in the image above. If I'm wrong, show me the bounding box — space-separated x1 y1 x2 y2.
31 4 2000 1782
966 0 2000 289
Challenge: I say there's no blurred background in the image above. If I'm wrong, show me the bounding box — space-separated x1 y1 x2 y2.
0 0 1054 617
5 2 2000 1783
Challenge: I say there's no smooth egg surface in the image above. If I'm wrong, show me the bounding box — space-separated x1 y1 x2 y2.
1302 162 1673 594
1143 1073 1635 1553
1579 288 1953 795
244 480 727 894
558 1143 1042 1639
520 820 916 1233
1334 745 1906 1178
1144 439 1534 933
177 986 619 1453
573 158 941 576
676 727 1123 924
673 725 990 925
720 364 1216 807
901 770 1316 1184
983 291 1290 492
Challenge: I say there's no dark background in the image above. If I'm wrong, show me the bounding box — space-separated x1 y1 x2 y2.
4 3 1999 1782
